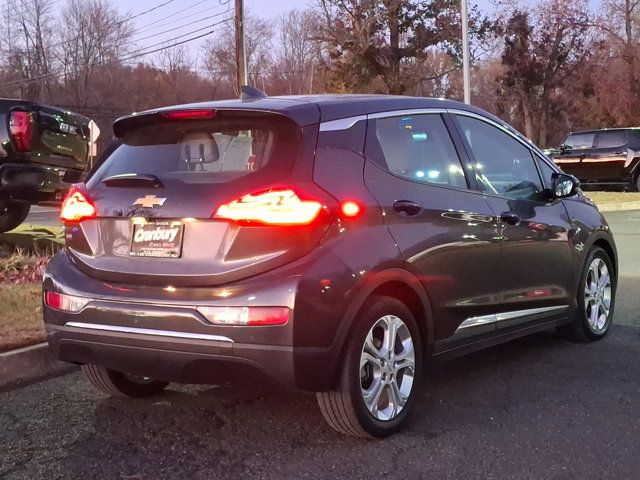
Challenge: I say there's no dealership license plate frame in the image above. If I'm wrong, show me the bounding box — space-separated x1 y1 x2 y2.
130 220 185 258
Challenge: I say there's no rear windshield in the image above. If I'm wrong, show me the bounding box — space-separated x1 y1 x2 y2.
86 113 301 187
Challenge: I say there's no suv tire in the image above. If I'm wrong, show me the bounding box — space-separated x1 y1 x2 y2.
0 200 30 233
559 246 615 342
82 364 168 398
317 295 422 438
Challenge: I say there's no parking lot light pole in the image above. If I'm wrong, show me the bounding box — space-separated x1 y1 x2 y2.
461 0 471 104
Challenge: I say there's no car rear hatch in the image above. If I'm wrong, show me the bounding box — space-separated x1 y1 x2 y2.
34 105 89 171
62 107 334 287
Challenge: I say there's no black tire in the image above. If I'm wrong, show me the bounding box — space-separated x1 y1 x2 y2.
635 174 640 192
558 246 616 342
316 295 423 438
82 364 168 398
0 200 30 233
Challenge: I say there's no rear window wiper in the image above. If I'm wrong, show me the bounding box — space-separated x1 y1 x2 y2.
101 173 164 188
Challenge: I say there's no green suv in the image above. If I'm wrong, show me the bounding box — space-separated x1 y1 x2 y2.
0 99 90 232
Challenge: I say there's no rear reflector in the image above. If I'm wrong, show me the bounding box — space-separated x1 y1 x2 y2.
45 291 90 312
9 111 32 152
214 188 323 225
60 186 96 222
197 306 289 326
161 109 216 120
340 200 362 218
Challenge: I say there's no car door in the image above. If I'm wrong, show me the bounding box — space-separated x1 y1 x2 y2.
450 112 575 331
363 111 502 344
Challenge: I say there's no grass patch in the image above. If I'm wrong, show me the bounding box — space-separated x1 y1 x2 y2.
0 223 64 256
0 283 45 353
585 192 640 205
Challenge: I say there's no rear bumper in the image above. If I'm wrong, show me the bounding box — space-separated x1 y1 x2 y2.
43 250 340 391
46 323 303 388
0 162 79 203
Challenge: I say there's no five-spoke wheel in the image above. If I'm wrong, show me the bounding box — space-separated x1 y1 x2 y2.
559 246 615 342
317 296 422 438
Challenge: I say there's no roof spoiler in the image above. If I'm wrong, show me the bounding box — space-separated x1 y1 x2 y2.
241 85 267 101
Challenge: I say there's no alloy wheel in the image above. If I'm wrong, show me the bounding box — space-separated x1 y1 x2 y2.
584 257 612 333
359 315 416 421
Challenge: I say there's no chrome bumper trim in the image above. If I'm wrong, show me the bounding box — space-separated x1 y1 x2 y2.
64 322 234 343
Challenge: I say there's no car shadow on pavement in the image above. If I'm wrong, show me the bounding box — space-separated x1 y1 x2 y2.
53 321 640 479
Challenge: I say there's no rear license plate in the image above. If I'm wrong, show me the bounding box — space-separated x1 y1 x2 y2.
130 221 184 258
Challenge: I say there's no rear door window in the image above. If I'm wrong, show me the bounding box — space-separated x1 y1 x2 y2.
87 113 301 188
594 130 626 149
367 113 468 189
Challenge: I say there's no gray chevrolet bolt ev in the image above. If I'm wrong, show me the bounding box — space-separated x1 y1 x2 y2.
43 90 617 438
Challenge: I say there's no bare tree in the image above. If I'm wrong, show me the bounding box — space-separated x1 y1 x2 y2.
1 0 55 100
273 10 319 95
202 14 273 95
58 0 133 107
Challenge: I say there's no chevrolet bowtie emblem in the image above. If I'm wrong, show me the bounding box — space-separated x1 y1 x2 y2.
133 195 167 208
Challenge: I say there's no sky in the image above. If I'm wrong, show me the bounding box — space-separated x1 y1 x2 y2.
101 0 600 65
103 0 499 65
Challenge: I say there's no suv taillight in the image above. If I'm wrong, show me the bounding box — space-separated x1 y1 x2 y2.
60 185 96 222
9 111 32 152
214 188 323 225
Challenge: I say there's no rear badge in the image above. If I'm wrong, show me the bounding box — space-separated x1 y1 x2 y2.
133 195 167 208
130 221 184 258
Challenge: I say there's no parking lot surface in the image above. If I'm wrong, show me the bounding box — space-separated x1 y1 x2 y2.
1 211 639 480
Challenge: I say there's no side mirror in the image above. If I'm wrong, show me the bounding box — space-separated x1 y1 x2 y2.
552 172 579 198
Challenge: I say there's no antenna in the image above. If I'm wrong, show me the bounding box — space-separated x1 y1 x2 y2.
241 85 268 101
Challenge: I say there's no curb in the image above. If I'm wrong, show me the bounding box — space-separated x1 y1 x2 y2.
0 342 75 389
597 201 640 212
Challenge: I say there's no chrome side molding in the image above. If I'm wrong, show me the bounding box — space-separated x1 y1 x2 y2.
65 322 234 343
456 305 570 332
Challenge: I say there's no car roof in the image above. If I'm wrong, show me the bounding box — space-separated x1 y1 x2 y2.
114 94 504 136
569 128 638 135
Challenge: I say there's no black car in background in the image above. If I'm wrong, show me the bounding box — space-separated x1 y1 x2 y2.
551 128 640 191
0 99 90 232
43 93 617 437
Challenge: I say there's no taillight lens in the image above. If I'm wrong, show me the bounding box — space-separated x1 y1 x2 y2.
60 186 96 222
214 188 323 225
9 111 32 152
45 291 90 312
161 109 216 120
197 306 289 326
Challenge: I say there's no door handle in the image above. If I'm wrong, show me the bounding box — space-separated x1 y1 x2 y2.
500 212 521 225
393 200 423 217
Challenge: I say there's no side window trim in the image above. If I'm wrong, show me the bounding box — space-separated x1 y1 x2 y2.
364 112 472 191
447 111 546 200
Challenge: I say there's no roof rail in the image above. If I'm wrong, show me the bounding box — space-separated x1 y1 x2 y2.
241 85 267 101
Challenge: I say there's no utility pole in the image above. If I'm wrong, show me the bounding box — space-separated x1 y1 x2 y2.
235 0 248 96
461 0 471 104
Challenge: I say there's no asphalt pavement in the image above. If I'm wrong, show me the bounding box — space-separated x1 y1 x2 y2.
1 211 639 479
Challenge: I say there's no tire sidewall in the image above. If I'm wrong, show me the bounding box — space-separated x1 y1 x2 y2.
578 247 616 340
344 296 423 437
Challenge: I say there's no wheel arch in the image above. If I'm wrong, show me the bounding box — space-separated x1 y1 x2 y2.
586 232 618 278
324 268 435 390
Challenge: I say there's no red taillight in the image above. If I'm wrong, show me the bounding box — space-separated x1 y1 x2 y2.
340 200 362 218
9 111 32 152
214 188 323 226
161 109 216 120
60 186 96 222
45 291 90 312
196 306 289 326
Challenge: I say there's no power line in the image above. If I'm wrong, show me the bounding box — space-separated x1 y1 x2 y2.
0 17 233 87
